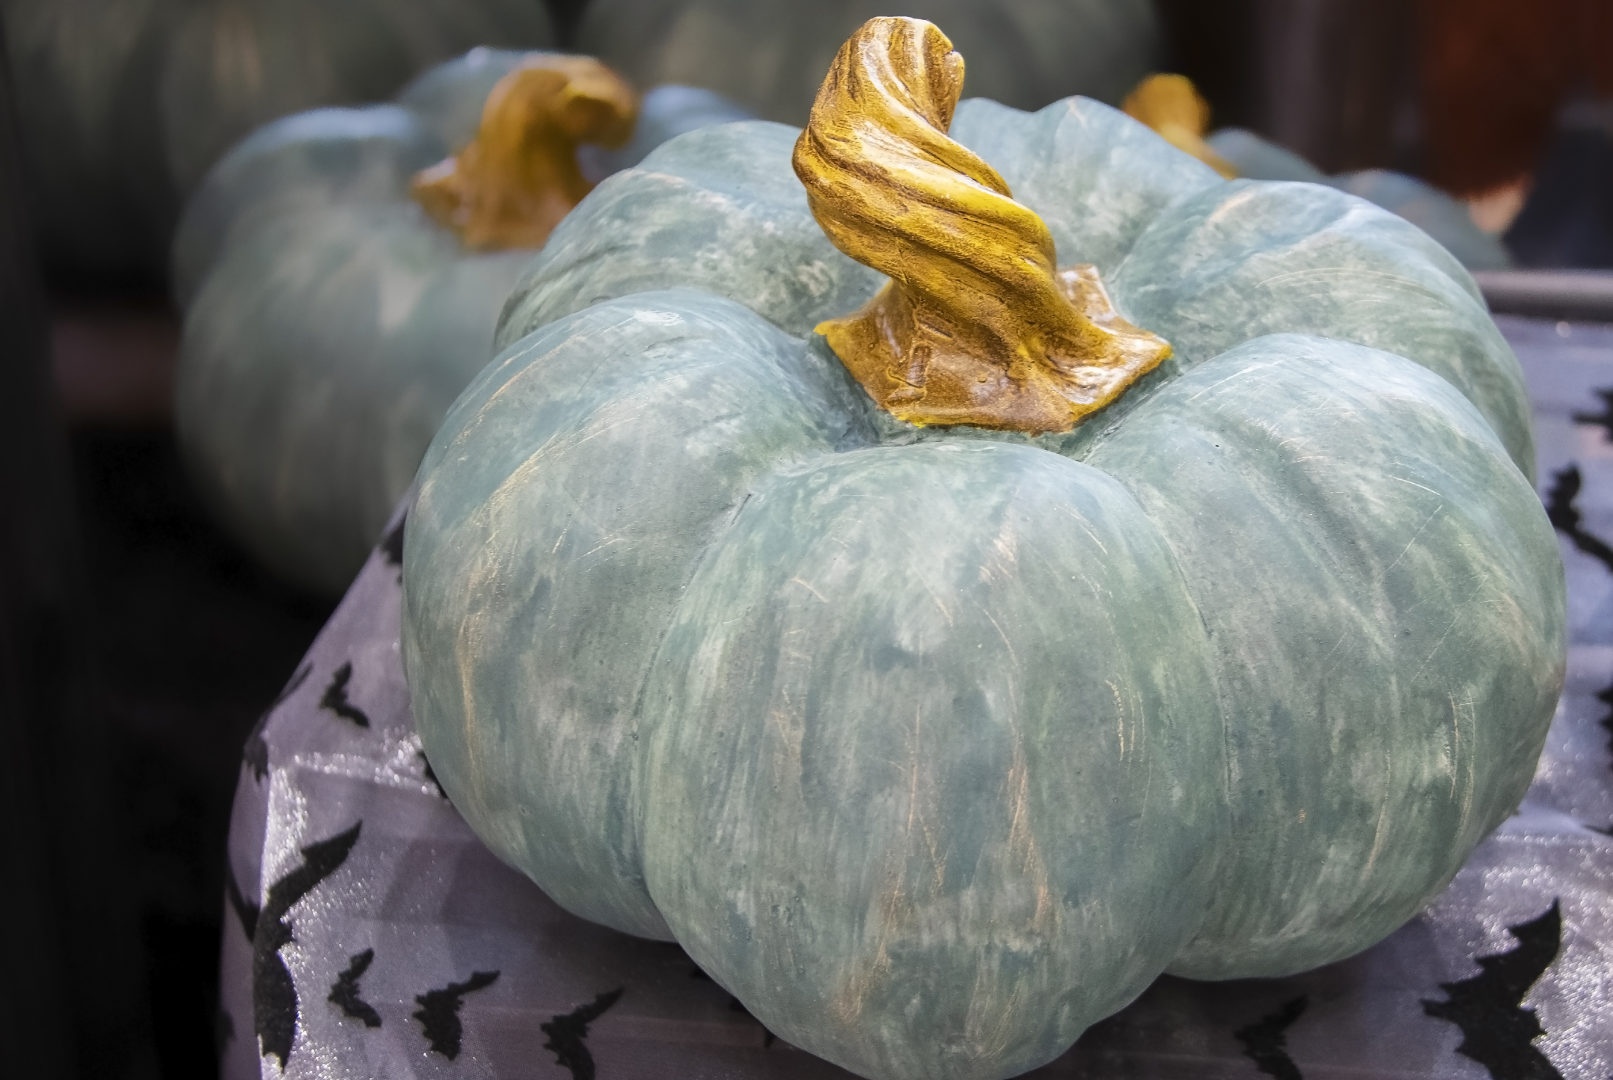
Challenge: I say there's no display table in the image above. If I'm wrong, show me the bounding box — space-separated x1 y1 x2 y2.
221 315 1613 1080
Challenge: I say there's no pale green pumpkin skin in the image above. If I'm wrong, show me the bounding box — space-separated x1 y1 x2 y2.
1083 335 1563 978
403 97 1565 1080
175 52 750 595
1328 168 1512 271
1206 127 1512 272
1109 178 1532 475
638 437 1226 1079
1 0 554 283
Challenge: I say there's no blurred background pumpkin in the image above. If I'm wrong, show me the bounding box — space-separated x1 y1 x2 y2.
1 0 556 289
573 0 1163 124
172 47 748 595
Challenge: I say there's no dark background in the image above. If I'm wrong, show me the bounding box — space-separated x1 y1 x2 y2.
2 1 1610 1078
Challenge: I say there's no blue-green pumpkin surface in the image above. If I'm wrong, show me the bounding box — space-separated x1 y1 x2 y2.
402 97 1565 1080
1207 126 1512 271
174 49 751 595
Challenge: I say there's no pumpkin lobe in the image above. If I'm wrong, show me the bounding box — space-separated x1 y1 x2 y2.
792 17 1173 435
1122 73 1240 179
411 56 636 250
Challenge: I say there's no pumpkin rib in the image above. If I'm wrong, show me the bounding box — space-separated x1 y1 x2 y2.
636 440 1224 1080
1109 179 1535 477
1203 127 1513 273
406 289 876 938
1086 333 1564 978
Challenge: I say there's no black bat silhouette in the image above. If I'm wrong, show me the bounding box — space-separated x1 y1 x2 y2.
1573 388 1613 441
329 948 383 1028
226 866 260 941
1596 677 1613 774
253 822 363 1068
244 663 312 781
726 994 778 1048
319 661 370 728
1590 678 1613 834
1233 996 1307 1080
541 987 624 1080
1542 465 1613 831
379 512 406 571
378 511 407 585
1544 466 1613 575
1422 900 1565 1080
414 969 500 1059
687 959 777 1046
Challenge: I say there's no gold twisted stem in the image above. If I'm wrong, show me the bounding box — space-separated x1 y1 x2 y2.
412 55 637 250
793 18 1172 434
1122 74 1238 179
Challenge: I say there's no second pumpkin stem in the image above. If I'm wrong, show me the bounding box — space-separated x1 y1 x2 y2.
412 55 637 251
1122 74 1239 179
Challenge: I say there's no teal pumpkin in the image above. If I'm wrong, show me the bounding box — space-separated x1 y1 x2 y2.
574 0 1162 124
402 85 1563 1080
174 48 747 595
1207 127 1512 271
0 0 554 282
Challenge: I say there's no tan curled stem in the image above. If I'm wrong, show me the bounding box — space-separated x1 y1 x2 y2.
412 55 636 250
794 18 1172 434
